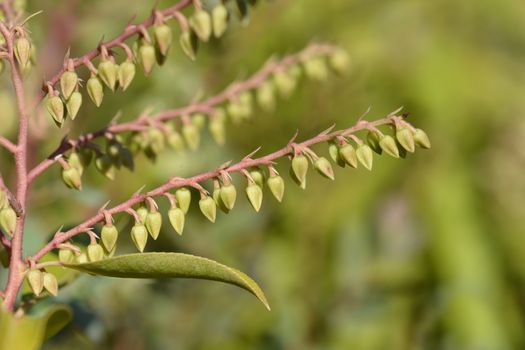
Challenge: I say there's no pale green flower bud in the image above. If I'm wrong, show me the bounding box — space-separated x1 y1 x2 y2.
291 154 309 188
256 81 276 112
175 188 191 214
60 70 78 99
154 24 173 56
329 49 350 76
87 76 104 107
87 243 104 262
212 4 229 38
267 175 285 202
182 123 200 151
27 270 44 296
220 184 237 211
168 207 185 235
339 143 358 168
356 144 373 170
199 196 216 223
413 128 431 149
145 211 162 240
66 91 82 120
246 183 263 212
139 43 156 76
314 157 335 180
61 166 82 190
46 95 64 126
367 130 382 154
118 60 136 91
98 59 118 91
396 127 415 153
101 224 118 252
43 272 58 297
379 135 399 158
58 249 74 264
329 143 346 168
190 10 212 42
131 224 148 252
14 37 31 67
179 30 199 61
0 207 16 237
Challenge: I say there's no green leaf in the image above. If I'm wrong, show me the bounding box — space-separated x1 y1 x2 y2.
64 252 270 310
0 304 72 350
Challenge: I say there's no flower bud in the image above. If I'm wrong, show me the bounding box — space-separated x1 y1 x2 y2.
238 91 253 118
199 196 217 223
304 57 328 81
43 272 58 297
209 117 226 145
0 207 16 237
139 43 156 75
267 175 285 202
66 91 82 120
190 10 212 42
212 4 229 38
87 243 104 262
118 60 136 91
167 131 185 152
314 157 335 180
396 127 415 153
95 154 116 180
101 224 118 252
356 144 373 170
98 59 118 91
168 207 185 235
46 95 64 126
274 70 296 98
61 166 82 190
136 206 148 224
413 128 431 149
154 24 173 56
14 37 31 67
220 184 237 211
58 249 74 263
367 131 383 154
213 187 230 213
60 70 78 99
379 135 399 158
249 169 265 189
79 148 93 167
27 270 44 296
182 123 200 151
227 101 244 124
179 30 199 61
75 253 88 264
329 49 350 76
339 143 358 168
131 224 148 252
256 81 276 112
145 211 162 240
87 76 104 107
329 143 346 168
175 188 191 214
291 154 309 188
246 183 263 212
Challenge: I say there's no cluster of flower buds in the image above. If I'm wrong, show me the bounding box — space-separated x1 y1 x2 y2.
26 269 58 297
43 0 264 127
0 189 16 238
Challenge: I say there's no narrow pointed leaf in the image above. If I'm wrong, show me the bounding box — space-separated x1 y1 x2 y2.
64 252 270 310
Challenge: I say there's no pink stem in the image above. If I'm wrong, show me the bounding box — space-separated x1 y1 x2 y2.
30 116 395 262
0 22 30 311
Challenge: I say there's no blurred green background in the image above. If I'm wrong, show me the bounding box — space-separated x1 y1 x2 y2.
1 0 525 349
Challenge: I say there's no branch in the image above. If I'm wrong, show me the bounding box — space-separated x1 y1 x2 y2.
37 0 193 101
0 20 30 311
0 136 16 153
30 113 399 261
27 43 339 183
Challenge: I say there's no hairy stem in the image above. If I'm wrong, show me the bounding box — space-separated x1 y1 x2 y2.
0 22 29 311
31 115 395 261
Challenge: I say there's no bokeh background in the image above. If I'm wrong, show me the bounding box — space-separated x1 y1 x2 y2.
1 0 525 349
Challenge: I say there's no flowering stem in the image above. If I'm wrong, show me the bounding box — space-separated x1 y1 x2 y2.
30 115 396 262
27 43 338 184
